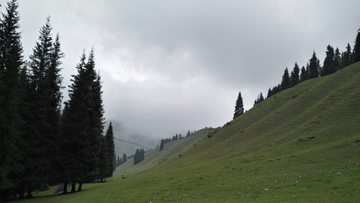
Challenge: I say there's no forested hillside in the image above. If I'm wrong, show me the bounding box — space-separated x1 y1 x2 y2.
0 1 114 200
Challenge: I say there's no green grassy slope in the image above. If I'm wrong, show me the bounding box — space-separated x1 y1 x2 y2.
114 127 214 177
17 63 360 202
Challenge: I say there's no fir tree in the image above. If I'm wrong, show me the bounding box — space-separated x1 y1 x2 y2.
253 92 264 106
134 149 140 165
334 48 341 71
60 49 104 192
267 84 281 98
353 28 360 63
122 153 127 164
0 0 24 194
159 139 165 151
290 63 300 87
105 122 115 177
134 149 145 165
341 43 352 68
266 88 271 98
140 149 145 162
78 49 104 188
281 68 290 89
309 51 320 79
322 45 336 76
233 91 244 119
116 156 122 167
22 16 63 197
300 66 307 82
58 53 87 194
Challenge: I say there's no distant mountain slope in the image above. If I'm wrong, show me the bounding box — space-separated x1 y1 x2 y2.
114 138 157 158
115 127 215 176
110 121 158 156
111 62 360 201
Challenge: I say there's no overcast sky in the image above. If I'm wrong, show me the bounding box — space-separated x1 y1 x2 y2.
7 0 360 138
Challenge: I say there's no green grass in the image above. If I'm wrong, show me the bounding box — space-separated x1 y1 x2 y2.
15 63 360 202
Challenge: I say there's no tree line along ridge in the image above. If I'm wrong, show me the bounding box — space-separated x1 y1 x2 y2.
234 28 360 119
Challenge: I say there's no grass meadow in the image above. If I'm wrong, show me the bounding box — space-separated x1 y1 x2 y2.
15 63 360 202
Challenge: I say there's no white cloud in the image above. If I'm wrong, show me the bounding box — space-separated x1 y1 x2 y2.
14 0 360 138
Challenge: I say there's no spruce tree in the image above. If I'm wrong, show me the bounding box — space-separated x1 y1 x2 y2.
79 49 104 186
334 48 341 71
309 51 320 79
281 68 290 89
117 156 122 167
353 28 360 63
159 139 165 151
233 91 244 119
266 88 272 98
105 122 115 177
122 153 127 164
290 63 300 87
341 43 352 68
0 0 24 194
300 66 307 82
322 45 336 76
60 49 104 192
253 92 264 106
267 84 281 98
23 17 63 196
134 149 140 165
140 149 145 162
58 53 87 194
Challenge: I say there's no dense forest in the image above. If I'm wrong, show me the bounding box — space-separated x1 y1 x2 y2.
234 27 360 117
0 1 114 200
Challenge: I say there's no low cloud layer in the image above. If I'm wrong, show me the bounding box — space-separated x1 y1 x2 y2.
12 0 360 138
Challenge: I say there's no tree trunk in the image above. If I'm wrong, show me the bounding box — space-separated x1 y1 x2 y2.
63 181 68 194
71 182 76 193
77 182 83 191
26 183 33 198
19 183 25 199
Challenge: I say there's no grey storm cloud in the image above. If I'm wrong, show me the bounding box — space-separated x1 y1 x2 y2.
12 0 360 138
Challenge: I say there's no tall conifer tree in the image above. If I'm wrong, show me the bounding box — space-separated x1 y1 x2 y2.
105 122 115 177
59 53 87 194
322 45 336 76
233 92 244 119
334 48 341 71
61 49 104 192
159 139 165 151
122 153 127 164
309 51 320 79
24 17 63 197
353 28 360 63
290 63 300 87
300 66 307 82
0 0 24 194
341 43 352 68
281 68 290 89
